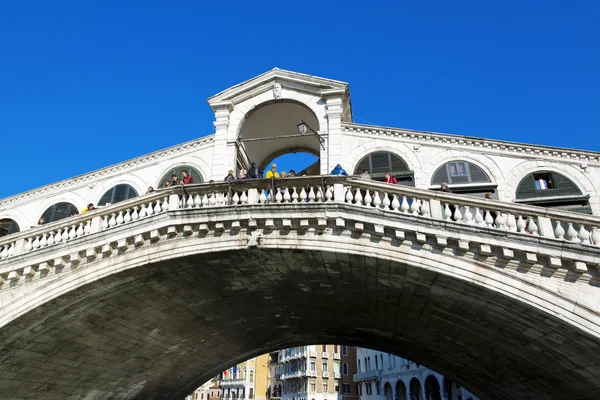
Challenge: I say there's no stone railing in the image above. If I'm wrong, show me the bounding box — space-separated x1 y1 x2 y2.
1 176 599 267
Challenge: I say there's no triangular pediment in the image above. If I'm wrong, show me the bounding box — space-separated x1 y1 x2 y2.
207 68 349 108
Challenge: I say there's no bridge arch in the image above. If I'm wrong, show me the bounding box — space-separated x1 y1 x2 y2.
506 160 600 215
235 99 322 172
1 201 599 400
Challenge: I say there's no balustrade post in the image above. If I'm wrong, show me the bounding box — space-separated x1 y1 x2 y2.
12 238 26 256
536 216 556 238
169 194 181 210
247 188 259 204
333 183 345 203
89 216 103 234
429 199 444 220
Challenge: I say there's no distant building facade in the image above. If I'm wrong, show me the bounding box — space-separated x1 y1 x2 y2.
220 354 270 400
268 345 342 400
339 346 358 400
353 348 478 400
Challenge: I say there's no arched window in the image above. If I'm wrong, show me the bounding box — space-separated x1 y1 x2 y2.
515 170 591 213
431 160 496 198
354 152 414 185
40 202 78 223
159 165 203 187
98 184 138 206
0 218 20 237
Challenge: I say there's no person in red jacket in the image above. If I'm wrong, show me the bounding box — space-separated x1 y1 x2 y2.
384 172 397 184
181 170 194 184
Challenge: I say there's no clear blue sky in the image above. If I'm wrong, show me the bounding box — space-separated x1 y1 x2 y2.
1 1 599 199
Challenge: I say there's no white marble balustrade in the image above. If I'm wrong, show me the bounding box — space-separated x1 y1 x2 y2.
0 177 599 262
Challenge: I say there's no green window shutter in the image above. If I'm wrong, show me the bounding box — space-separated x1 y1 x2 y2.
431 166 448 185
468 163 491 183
354 157 370 175
552 172 582 196
516 174 537 199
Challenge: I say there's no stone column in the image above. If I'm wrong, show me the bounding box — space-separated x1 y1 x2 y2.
210 101 234 181
439 389 448 400
322 91 346 175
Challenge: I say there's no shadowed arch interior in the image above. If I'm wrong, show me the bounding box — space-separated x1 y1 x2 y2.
40 201 78 222
0 249 598 400
0 218 19 237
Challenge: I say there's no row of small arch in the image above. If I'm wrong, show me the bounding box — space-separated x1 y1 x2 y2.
0 152 593 237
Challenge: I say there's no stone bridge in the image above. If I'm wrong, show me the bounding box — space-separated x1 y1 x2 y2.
1 177 600 400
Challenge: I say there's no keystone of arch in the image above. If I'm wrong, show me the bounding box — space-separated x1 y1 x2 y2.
344 140 422 180
420 149 506 198
506 160 600 215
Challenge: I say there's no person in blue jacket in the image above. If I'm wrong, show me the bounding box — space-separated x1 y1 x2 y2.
330 164 349 176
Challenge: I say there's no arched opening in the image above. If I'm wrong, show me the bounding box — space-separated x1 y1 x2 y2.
237 100 321 175
0 247 597 399
159 166 204 188
515 170 591 213
424 376 441 400
383 382 393 400
98 184 138 206
40 202 78 223
353 152 414 186
261 152 320 178
395 380 407 400
0 218 19 237
409 378 422 400
430 160 496 198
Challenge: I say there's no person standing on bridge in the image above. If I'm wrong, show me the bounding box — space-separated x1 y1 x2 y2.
266 164 280 178
330 164 348 176
360 169 372 180
384 172 397 184
224 170 236 182
247 162 261 179
181 170 194 184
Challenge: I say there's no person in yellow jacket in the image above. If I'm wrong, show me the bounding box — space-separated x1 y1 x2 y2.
266 163 280 178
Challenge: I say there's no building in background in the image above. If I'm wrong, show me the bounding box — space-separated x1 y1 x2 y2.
267 345 342 400
221 354 270 400
353 348 479 400
339 346 358 400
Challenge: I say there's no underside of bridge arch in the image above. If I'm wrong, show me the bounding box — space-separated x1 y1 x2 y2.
1 248 599 400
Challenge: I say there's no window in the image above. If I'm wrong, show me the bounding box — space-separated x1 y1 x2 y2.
354 152 414 185
40 202 78 223
357 360 361 373
322 345 327 352
515 171 590 213
0 218 19 237
310 381 316 392
98 184 138 206
342 345 348 356
376 383 380 395
322 361 327 372
366 383 372 395
375 356 378 370
250 371 254 382
334 384 339 393
533 173 554 190
431 160 492 187
380 355 383 370
323 381 328 393
357 384 362 396
159 165 203 187
343 384 351 394
343 363 348 375
448 161 467 177
310 360 316 371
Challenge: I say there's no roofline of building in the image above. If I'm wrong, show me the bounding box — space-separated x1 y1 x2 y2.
343 122 600 160
0 134 215 209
